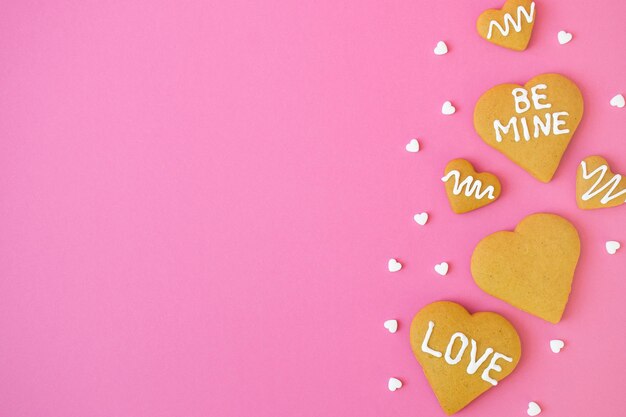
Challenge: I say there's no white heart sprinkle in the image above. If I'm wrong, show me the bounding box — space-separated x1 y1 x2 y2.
414 212 429 226
384 319 398 334
610 94 625 108
388 377 402 391
405 138 420 153
550 339 565 353
388 258 402 272
434 41 448 56
441 101 455 115
557 30 572 45
606 241 621 255
527 401 541 416
434 262 449 276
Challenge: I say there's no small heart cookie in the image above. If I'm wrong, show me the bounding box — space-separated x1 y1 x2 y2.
477 0 536 51
471 213 580 323
410 301 521 415
442 159 501 214
577 156 626 209
474 73 584 182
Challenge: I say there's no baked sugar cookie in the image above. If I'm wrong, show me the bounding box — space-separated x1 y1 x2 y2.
474 73 583 182
576 156 626 209
471 213 580 323
410 301 521 415
477 0 536 51
441 159 501 214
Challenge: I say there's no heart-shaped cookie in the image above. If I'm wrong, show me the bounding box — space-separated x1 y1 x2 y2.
471 213 581 323
474 73 584 183
576 156 626 209
477 0 536 51
442 159 501 214
410 301 521 415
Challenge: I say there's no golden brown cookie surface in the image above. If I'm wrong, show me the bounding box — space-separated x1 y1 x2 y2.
477 0 536 51
576 156 626 210
474 73 583 183
441 159 501 214
410 301 521 415
471 213 580 324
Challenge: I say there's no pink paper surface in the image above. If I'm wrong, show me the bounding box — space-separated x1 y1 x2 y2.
0 1 624 416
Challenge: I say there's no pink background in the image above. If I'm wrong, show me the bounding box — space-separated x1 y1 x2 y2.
0 1 624 416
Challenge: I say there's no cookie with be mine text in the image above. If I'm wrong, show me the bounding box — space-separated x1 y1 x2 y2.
477 0 536 51
410 301 521 415
471 213 581 323
474 73 583 182
441 159 501 214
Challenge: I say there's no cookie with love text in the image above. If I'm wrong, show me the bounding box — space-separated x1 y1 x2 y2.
410 301 521 415
471 213 581 323
576 156 626 209
474 73 584 182
441 159 501 214
477 0 536 51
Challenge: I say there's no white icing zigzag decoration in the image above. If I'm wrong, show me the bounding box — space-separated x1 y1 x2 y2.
441 170 496 200
487 2 535 39
580 161 626 204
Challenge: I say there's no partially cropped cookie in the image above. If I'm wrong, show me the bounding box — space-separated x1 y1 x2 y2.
471 213 581 324
474 73 583 182
441 159 501 214
477 0 536 51
410 301 521 415
576 156 626 209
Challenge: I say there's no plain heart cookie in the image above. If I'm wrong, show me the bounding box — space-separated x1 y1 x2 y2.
442 159 501 214
477 0 536 51
410 301 521 415
471 213 581 323
576 156 626 209
474 73 584 182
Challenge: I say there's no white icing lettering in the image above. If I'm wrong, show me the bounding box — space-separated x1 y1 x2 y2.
533 113 551 138
552 111 570 135
467 339 494 375
493 83 572 143
512 84 551 115
520 116 530 141
493 113 570 142
487 2 535 39
494 117 519 142
421 321 443 358
441 170 496 200
444 332 469 365
530 84 551 110
512 88 531 113
419 325 514 383
481 352 513 386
